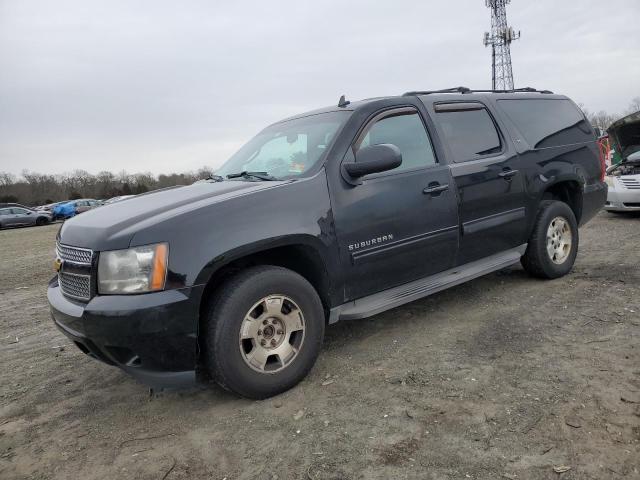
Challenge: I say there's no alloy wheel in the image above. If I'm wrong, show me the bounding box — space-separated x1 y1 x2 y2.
546 216 572 264
238 295 305 373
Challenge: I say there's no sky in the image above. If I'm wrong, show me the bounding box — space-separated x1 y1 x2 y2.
0 0 638 176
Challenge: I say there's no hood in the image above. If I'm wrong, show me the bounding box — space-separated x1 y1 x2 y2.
607 110 640 160
59 179 288 250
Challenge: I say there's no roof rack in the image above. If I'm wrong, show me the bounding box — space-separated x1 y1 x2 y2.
402 86 553 96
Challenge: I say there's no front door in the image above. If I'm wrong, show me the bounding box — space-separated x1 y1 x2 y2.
428 101 527 265
332 107 460 300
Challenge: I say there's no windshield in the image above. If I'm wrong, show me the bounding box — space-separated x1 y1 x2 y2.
216 111 349 179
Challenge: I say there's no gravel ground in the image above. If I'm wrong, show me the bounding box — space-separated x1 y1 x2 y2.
0 212 639 480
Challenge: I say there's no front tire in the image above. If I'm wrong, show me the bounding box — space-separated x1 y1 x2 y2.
203 266 325 399
521 200 579 279
35 217 48 226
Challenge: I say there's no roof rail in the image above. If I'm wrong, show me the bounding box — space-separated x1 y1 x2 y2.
403 86 471 96
402 86 553 96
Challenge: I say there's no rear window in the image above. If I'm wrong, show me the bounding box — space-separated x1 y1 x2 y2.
498 99 594 149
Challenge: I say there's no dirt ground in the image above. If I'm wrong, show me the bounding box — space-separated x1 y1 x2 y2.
0 212 639 480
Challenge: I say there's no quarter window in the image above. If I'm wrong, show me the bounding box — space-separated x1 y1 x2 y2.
436 107 502 162
498 99 593 149
357 111 437 172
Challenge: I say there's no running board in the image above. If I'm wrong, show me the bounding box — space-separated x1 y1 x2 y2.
329 244 527 323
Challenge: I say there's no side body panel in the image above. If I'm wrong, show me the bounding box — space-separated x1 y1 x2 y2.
489 95 607 232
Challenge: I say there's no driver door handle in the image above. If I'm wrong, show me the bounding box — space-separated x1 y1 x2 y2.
423 183 449 195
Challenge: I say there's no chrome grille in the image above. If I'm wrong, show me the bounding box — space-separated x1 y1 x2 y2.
619 178 640 190
57 243 93 264
59 272 91 301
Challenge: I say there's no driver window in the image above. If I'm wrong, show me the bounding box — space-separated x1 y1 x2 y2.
357 111 437 172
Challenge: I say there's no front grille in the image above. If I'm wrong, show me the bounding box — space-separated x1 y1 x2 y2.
619 178 640 190
56 242 94 301
57 243 93 264
59 272 91 301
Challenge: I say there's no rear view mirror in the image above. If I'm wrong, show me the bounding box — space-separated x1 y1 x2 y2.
342 144 402 184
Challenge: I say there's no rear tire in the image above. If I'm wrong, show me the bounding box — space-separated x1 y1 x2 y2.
203 266 325 399
521 200 578 279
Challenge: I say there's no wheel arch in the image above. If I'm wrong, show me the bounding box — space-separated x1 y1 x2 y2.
540 178 583 224
196 236 335 333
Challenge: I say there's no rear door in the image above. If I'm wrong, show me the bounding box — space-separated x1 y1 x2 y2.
428 101 527 264
332 106 460 300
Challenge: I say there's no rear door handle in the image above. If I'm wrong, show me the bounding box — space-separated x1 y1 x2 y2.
499 169 519 179
423 183 449 195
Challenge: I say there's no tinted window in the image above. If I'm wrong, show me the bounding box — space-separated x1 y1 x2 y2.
358 111 436 172
498 99 594 149
435 108 501 162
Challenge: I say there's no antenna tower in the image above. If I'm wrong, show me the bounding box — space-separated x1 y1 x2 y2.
483 0 520 90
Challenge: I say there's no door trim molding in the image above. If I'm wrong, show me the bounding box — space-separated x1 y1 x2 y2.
462 207 526 235
350 225 458 265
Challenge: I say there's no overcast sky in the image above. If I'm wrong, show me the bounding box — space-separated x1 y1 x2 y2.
0 0 638 176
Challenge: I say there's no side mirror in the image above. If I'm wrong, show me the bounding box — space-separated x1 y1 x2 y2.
627 151 640 162
342 144 402 184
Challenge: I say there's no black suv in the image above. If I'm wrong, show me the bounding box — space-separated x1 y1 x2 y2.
48 88 607 398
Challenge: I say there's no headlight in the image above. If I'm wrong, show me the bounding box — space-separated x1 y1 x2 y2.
98 243 168 294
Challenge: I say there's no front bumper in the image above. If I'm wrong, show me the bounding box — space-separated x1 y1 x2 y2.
48 277 204 388
605 182 640 211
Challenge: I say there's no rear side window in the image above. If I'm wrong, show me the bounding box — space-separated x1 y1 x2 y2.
435 107 501 162
498 99 594 149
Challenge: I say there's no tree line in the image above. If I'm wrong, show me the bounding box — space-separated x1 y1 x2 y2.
0 167 215 206
580 97 640 132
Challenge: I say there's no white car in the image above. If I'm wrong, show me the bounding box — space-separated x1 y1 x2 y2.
605 111 640 212
605 151 640 212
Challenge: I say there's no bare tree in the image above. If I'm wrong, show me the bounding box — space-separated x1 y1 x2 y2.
626 97 640 115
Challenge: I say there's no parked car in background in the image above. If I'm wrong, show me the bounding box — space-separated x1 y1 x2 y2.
36 201 67 213
52 199 101 220
0 207 52 229
605 111 640 212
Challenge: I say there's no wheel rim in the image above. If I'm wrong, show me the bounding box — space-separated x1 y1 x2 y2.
546 216 572 264
238 295 305 374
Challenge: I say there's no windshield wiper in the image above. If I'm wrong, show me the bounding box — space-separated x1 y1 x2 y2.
206 174 225 182
226 171 278 181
